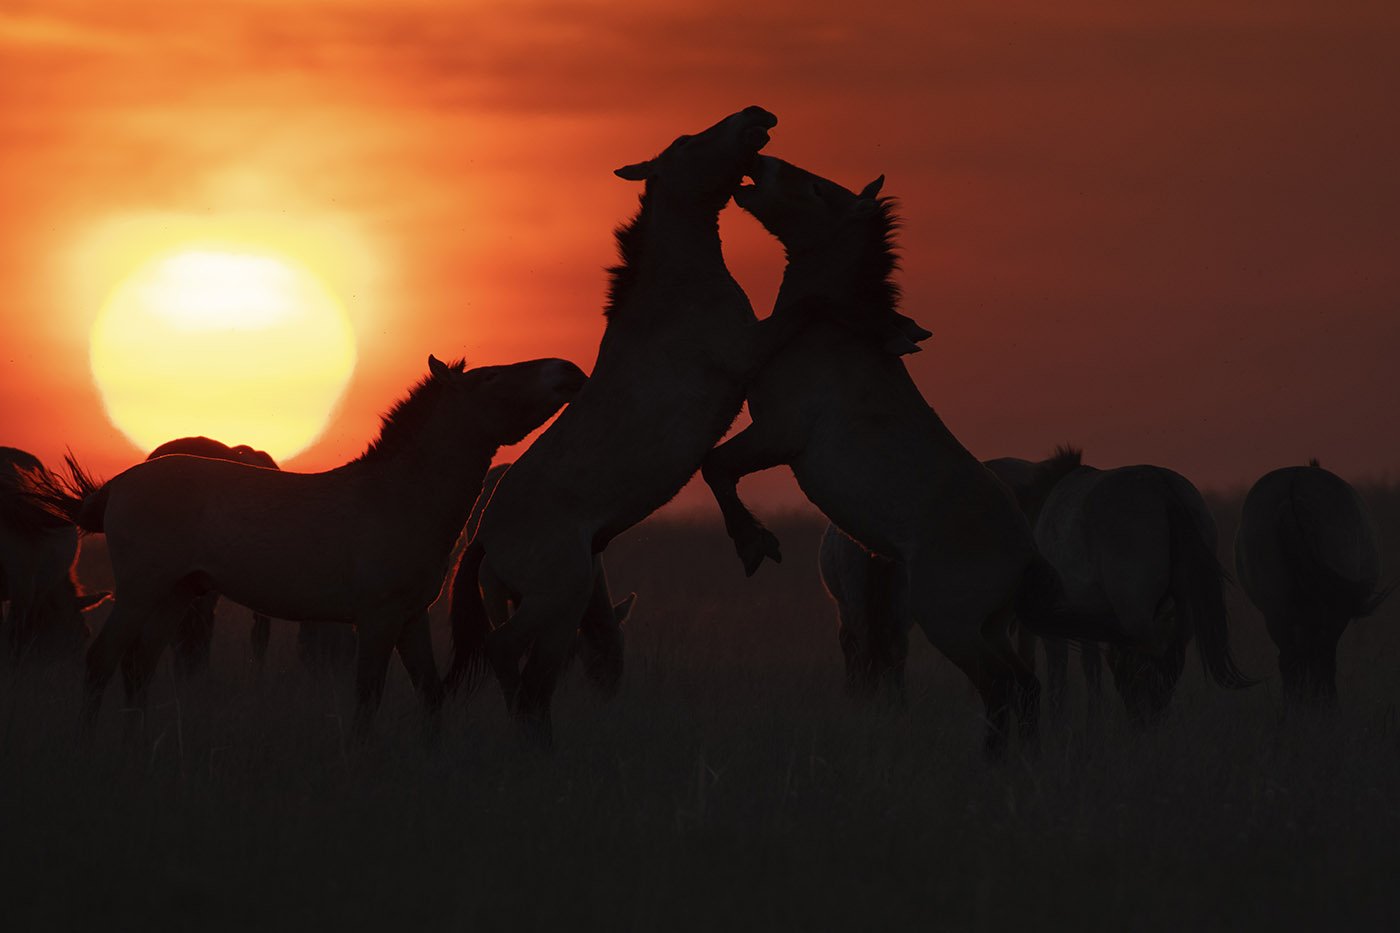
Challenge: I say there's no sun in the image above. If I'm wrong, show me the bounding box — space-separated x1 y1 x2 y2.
90 249 357 461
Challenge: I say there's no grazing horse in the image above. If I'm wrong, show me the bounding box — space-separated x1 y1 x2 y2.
987 450 1254 727
1235 461 1389 706
700 157 1111 757
448 106 801 741
22 356 586 738
820 449 1088 709
0 447 110 659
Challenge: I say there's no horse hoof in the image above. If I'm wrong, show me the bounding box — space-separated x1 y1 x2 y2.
738 527 783 577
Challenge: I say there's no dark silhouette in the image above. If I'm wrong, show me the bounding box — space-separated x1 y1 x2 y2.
453 463 636 698
986 449 1253 728
146 437 278 675
21 356 585 740
0 447 110 659
146 437 358 677
820 448 1086 710
447 106 812 742
699 157 1107 757
1235 461 1389 706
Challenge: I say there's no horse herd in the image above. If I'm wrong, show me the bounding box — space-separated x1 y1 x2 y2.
0 106 1389 759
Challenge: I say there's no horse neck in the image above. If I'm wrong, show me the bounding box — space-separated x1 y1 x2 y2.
357 416 497 548
772 243 869 316
622 198 728 302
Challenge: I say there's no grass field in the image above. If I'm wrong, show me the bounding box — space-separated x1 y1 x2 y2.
2 487 1398 931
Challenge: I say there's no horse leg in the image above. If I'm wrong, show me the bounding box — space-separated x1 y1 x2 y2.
395 610 443 746
489 550 594 743
119 601 186 751
576 556 626 700
351 618 400 741
83 600 149 730
172 591 217 681
699 427 797 576
1043 637 1070 726
904 561 1028 759
1081 641 1105 734
249 611 272 666
984 605 1040 758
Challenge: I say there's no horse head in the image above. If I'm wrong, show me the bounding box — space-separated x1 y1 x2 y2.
733 155 885 253
430 355 587 448
614 106 777 212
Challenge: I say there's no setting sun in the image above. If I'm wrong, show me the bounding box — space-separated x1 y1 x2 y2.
89 249 357 461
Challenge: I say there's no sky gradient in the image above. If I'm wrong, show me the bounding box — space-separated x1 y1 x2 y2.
2 1 1397 513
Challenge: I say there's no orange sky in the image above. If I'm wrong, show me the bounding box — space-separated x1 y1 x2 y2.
2 1 1398 514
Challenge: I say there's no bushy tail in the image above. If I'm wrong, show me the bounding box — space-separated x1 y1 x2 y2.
1166 495 1253 689
1014 554 1124 645
444 539 490 694
6 453 107 534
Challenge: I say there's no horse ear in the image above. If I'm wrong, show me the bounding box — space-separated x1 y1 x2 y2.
428 355 449 377
613 592 637 626
614 160 653 181
858 175 885 200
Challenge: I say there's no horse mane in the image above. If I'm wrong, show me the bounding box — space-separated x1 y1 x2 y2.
353 359 465 463
854 197 904 318
1017 445 1083 519
602 191 651 320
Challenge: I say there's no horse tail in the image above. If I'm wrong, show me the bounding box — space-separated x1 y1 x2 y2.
1279 492 1393 623
1165 492 1254 689
1014 554 1122 645
445 539 490 695
8 453 108 534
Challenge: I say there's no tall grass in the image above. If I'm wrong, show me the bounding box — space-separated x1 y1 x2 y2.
1 493 1396 930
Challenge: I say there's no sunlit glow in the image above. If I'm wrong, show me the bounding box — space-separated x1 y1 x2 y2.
90 249 357 461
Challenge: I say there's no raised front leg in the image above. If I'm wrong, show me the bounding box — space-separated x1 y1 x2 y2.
700 427 797 576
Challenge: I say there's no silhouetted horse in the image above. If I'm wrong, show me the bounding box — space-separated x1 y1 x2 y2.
0 447 109 659
23 356 585 740
449 107 811 742
987 449 1253 727
1235 461 1389 706
700 157 1109 757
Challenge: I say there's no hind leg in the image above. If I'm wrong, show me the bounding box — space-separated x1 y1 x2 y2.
576 556 626 700
395 610 444 745
1081 641 1105 732
985 606 1040 757
700 427 798 576
84 600 149 728
487 547 594 742
249 612 272 666
351 616 401 741
1043 637 1070 726
119 601 188 749
171 592 217 680
904 560 1032 759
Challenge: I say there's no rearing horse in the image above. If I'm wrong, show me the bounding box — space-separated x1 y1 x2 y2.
448 107 807 740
